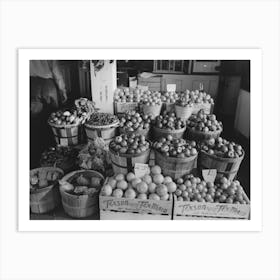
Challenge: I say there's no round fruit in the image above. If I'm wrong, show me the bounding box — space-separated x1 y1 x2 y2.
131 178 142 188
148 182 157 193
117 180 128 190
160 194 169 201
101 184 113 196
136 182 148 194
142 174 152 184
149 193 160 200
126 172 136 182
153 174 164 184
112 188 123 198
151 165 161 175
163 176 173 184
166 182 177 193
156 184 168 196
137 193 147 200
124 188 136 199
115 174 125 181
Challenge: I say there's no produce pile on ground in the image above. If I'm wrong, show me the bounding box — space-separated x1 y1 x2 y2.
153 136 197 158
153 111 185 130
109 134 150 155
184 89 214 105
100 165 177 201
114 87 143 103
86 112 119 126
174 175 248 204
187 109 222 133
199 137 244 158
140 91 162 106
30 169 62 192
59 173 102 197
118 111 152 132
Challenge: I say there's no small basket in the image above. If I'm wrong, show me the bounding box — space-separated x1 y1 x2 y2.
60 170 104 218
30 167 64 214
175 105 193 121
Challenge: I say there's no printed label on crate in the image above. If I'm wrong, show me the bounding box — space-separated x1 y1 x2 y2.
134 163 150 178
174 201 250 219
202 169 217 183
166 84 176 92
99 196 172 215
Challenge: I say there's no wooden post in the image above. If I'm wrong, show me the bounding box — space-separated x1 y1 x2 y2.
90 60 117 113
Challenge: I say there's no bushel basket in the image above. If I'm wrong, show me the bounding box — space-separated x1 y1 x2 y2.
152 126 186 141
186 126 222 141
175 105 193 121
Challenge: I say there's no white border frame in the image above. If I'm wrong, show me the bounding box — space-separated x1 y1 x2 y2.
18 49 262 232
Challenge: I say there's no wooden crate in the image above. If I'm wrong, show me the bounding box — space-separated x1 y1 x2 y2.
173 191 250 220
114 102 139 115
99 196 173 220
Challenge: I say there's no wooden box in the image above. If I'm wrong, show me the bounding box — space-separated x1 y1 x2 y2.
99 196 173 220
114 101 139 115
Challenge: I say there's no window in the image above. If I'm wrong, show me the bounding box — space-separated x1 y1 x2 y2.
153 60 185 73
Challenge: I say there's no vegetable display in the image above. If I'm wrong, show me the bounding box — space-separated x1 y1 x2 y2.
161 91 179 104
184 89 214 105
119 111 152 132
86 112 119 126
154 111 185 130
140 91 162 106
114 87 143 103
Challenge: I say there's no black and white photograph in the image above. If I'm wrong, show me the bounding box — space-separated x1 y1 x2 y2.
28 57 251 221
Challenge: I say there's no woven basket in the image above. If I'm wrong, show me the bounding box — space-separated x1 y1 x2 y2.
60 170 104 218
48 121 81 146
30 167 64 214
84 121 119 145
175 105 193 121
199 150 244 181
152 126 186 141
154 150 198 179
109 146 150 175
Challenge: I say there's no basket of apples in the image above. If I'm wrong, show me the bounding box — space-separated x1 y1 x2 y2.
109 134 151 175
152 111 186 141
118 110 152 139
173 175 250 219
84 112 119 145
198 137 245 181
160 91 179 112
140 91 162 119
174 94 194 121
59 170 104 218
99 165 177 219
185 89 214 114
113 87 142 115
186 109 223 141
153 135 198 179
30 167 64 214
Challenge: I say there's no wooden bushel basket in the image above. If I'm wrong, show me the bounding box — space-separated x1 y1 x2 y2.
60 170 104 218
152 126 186 141
30 167 64 214
175 105 193 121
154 150 198 179
186 127 222 141
49 122 80 146
109 147 150 175
119 126 150 139
161 102 175 113
84 121 119 145
199 150 245 181
140 103 162 119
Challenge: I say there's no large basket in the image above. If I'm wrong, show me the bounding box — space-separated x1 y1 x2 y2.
186 127 222 141
60 170 104 218
152 126 186 141
30 167 64 214
109 146 150 175
48 122 80 146
140 103 162 119
198 150 244 181
175 105 193 121
154 150 198 179
84 121 119 145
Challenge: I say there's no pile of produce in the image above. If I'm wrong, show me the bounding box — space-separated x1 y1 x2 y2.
59 173 102 197
199 137 244 158
184 89 214 105
48 98 97 126
30 169 62 192
175 94 194 107
187 109 222 133
78 138 111 174
154 111 185 130
40 146 79 171
100 165 177 201
114 87 142 103
161 91 179 104
119 111 152 132
153 136 197 158
109 134 150 155
174 174 248 204
140 91 162 106
86 112 119 126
